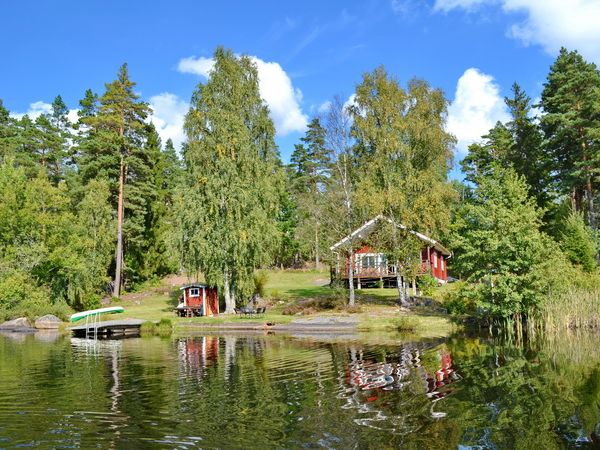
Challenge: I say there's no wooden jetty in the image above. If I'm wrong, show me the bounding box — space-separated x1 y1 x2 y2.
70 319 145 338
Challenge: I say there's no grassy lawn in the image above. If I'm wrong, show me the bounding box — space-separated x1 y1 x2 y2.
105 269 453 336
265 269 331 298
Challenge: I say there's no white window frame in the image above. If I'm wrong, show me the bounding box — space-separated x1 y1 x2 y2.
359 253 384 270
189 287 200 297
433 251 438 268
441 257 445 271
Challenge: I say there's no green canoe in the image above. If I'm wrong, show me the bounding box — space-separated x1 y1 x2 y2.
70 306 125 323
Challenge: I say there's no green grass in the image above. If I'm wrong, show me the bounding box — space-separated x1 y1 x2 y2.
102 269 453 336
266 269 331 298
357 312 455 337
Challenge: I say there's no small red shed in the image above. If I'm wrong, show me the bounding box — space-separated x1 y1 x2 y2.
177 284 219 317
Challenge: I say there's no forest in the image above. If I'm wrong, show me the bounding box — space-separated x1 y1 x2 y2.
1 46 599 329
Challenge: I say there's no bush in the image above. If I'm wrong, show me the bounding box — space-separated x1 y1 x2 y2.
418 274 438 296
157 318 173 336
140 321 157 335
344 305 363 314
141 318 173 337
0 269 64 321
394 316 419 333
282 295 345 315
253 270 269 298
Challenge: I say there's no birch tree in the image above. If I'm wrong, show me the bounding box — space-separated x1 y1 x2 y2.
351 68 455 305
177 47 282 313
322 96 363 306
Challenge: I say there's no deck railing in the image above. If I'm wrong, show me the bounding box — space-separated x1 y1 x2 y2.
338 261 432 279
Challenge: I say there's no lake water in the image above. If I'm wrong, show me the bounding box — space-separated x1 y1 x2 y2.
0 330 598 449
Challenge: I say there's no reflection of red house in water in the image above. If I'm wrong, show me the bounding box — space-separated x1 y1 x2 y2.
346 347 458 403
425 351 455 400
178 337 219 375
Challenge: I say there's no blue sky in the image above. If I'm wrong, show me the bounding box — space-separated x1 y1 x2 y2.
2 0 600 176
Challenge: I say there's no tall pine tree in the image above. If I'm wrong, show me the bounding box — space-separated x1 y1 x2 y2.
541 48 600 230
76 64 151 296
289 117 331 268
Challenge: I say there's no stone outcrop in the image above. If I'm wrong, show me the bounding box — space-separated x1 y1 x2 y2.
34 314 63 330
0 317 35 332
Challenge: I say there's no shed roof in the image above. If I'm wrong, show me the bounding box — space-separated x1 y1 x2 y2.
329 215 451 256
180 283 207 290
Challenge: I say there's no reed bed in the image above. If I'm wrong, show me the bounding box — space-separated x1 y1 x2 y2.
538 289 600 332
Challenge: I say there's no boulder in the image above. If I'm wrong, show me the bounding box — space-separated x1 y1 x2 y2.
34 314 63 330
0 317 35 332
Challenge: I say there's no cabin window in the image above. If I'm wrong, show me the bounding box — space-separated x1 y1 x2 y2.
189 288 200 297
433 251 438 268
441 258 445 271
361 255 377 269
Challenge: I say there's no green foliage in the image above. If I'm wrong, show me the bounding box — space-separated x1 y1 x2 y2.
559 212 597 272
462 85 550 211
253 270 269 298
0 160 108 315
288 117 331 267
449 166 564 320
157 318 173 336
140 321 157 335
418 274 438 297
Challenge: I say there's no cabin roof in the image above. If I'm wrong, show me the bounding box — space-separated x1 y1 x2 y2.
180 283 207 290
329 215 451 256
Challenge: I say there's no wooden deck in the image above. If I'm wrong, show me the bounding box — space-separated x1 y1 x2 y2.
70 319 146 338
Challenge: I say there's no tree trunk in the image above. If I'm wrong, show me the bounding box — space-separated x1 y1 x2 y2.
223 269 235 314
113 157 125 298
396 262 408 307
315 222 320 270
580 128 597 230
348 251 355 307
586 175 597 231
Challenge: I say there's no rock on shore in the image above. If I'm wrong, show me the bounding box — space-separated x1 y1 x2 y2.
0 317 36 332
34 314 62 330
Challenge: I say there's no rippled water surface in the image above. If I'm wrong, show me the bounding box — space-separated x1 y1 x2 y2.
0 330 599 449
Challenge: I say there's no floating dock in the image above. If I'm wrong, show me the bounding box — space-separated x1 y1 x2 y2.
70 319 145 338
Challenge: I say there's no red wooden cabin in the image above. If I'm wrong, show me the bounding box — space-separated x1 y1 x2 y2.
176 284 219 317
330 215 451 289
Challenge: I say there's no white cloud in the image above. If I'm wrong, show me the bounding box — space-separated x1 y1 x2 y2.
11 101 80 125
67 109 79 124
503 0 600 62
177 55 308 136
177 56 215 77
433 0 600 64
10 101 52 120
148 92 189 151
433 0 491 12
446 68 509 154
343 93 357 113
317 101 332 114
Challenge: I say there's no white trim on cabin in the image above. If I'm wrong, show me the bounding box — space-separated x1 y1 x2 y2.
329 215 451 256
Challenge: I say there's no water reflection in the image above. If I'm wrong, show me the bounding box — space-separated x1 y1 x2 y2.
0 331 598 448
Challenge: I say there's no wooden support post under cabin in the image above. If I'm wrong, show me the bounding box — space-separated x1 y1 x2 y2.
357 277 361 290
412 278 417 296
